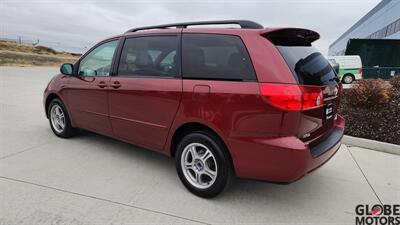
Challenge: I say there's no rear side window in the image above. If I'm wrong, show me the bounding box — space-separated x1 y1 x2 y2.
118 36 177 77
182 34 256 81
277 46 338 85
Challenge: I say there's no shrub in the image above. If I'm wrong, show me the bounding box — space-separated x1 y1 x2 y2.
389 76 400 104
346 79 390 108
390 75 400 89
339 78 400 145
33 45 57 55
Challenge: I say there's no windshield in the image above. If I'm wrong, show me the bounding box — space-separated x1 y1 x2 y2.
277 46 338 86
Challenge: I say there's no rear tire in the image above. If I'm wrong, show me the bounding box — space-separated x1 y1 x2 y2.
342 74 354 84
175 131 234 198
48 98 77 138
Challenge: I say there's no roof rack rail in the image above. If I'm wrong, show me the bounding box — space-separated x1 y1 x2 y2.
125 20 263 33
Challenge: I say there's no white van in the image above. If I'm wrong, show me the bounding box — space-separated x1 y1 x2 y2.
327 55 362 84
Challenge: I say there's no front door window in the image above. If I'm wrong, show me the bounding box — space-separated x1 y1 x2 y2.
78 40 118 76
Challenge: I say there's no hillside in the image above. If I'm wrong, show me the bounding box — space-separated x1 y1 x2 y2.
0 40 79 67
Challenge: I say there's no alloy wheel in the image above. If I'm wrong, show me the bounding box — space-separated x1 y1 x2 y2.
50 104 65 133
181 143 218 189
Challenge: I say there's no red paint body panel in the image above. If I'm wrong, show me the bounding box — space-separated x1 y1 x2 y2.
66 76 113 136
108 77 182 151
227 116 344 181
44 26 345 184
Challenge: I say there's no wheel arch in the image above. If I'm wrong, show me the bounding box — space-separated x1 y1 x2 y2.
170 122 229 158
170 122 236 177
343 73 355 79
45 93 61 118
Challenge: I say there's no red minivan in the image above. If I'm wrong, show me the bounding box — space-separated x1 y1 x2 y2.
43 20 345 198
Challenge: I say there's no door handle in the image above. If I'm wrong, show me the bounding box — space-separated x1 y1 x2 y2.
111 81 121 89
97 81 107 88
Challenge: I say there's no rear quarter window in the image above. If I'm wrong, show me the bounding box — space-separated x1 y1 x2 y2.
277 46 338 85
182 34 256 81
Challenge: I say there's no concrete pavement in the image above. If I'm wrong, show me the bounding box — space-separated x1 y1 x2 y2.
0 66 399 225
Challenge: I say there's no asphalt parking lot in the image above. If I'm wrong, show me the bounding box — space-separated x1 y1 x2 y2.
0 67 399 225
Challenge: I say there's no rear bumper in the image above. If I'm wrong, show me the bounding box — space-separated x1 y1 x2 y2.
229 115 345 182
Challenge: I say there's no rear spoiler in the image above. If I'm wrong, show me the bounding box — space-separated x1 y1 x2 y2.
261 28 320 46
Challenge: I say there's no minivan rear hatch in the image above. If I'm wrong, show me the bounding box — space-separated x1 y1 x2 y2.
263 28 341 153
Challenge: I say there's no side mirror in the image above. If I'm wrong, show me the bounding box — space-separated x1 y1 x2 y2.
60 63 74 75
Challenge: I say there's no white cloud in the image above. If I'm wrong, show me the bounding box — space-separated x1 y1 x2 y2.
0 0 380 54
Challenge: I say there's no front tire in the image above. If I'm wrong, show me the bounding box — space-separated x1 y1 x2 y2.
175 131 234 198
48 98 77 138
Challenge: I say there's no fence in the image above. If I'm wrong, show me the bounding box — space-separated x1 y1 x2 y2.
0 35 86 54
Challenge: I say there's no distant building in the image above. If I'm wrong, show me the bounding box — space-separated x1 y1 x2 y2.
328 0 400 56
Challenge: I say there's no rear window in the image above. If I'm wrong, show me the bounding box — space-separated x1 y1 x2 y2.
182 34 256 81
277 46 338 85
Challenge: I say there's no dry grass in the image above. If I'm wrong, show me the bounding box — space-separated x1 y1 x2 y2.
0 40 78 67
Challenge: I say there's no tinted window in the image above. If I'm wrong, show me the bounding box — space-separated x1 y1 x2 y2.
79 40 118 76
118 36 177 77
182 34 255 81
277 46 338 85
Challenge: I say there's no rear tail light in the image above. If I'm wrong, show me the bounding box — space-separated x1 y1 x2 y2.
259 83 324 111
359 68 363 78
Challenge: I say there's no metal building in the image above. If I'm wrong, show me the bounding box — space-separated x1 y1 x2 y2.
328 0 400 56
